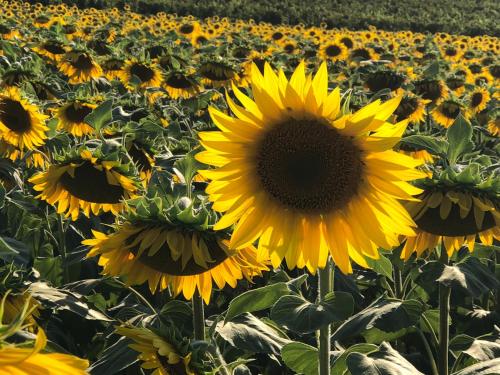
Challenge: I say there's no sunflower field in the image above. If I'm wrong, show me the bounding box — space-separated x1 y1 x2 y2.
0 1 499 375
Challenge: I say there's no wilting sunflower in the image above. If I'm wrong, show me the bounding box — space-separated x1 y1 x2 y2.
0 329 89 375
58 50 103 84
102 58 126 81
319 40 348 62
29 149 140 220
197 62 426 273
0 87 48 150
413 78 448 104
198 60 239 88
116 326 195 375
56 101 96 137
402 189 499 259
163 72 200 99
32 40 67 61
431 99 468 128
394 94 428 124
83 196 269 303
467 87 490 115
122 59 163 89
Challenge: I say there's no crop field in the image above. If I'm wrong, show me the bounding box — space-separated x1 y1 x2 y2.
0 1 498 375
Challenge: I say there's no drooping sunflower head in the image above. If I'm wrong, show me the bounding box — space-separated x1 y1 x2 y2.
101 57 125 80
393 94 428 124
29 147 141 221
83 195 269 303
58 50 103 84
32 40 67 61
197 58 239 88
364 69 406 93
197 62 427 273
122 59 163 89
163 71 201 99
116 325 196 375
413 78 448 104
56 100 96 137
431 99 468 128
0 87 48 150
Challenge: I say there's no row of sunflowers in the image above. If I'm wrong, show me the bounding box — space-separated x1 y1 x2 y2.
0 1 498 374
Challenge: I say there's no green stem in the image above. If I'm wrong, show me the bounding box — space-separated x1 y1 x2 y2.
394 265 403 299
415 328 439 375
318 259 333 375
58 215 70 284
438 249 451 375
192 291 205 340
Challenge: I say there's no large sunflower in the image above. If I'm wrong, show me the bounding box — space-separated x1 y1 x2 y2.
0 87 48 150
56 101 96 137
393 94 428 124
402 189 499 259
319 40 348 62
116 326 195 375
431 99 468 128
196 62 426 273
0 329 88 375
163 72 200 99
122 59 163 89
467 87 490 115
29 149 140 220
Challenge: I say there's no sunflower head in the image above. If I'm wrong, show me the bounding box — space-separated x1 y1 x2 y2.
413 78 447 104
83 194 268 302
58 50 103 84
29 146 141 220
163 71 200 99
431 99 468 128
364 69 406 92
394 94 428 124
197 62 427 273
198 58 239 88
56 100 96 137
122 59 163 89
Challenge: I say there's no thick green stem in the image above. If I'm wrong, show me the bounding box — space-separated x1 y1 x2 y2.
394 266 403 299
438 249 450 375
192 291 205 341
318 260 333 375
58 215 70 283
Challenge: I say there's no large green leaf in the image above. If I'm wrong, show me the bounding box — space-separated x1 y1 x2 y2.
216 313 291 355
331 296 423 344
271 292 354 333
453 358 500 375
416 257 499 297
84 99 113 132
33 257 63 286
400 134 448 156
88 336 138 375
365 254 393 280
331 343 378 374
281 342 318 375
225 282 290 322
446 114 474 164
346 342 425 375
450 327 500 361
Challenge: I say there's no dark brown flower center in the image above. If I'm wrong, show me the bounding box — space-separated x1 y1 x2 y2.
471 92 484 108
414 80 443 101
365 70 405 92
200 64 234 81
255 118 363 212
272 31 284 40
60 161 124 203
440 103 461 119
325 45 341 57
0 98 31 133
395 97 419 120
64 103 93 123
72 54 94 70
165 74 193 89
179 23 194 34
43 42 65 55
340 37 353 49
129 63 155 82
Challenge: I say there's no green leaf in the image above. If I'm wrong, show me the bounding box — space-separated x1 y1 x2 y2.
216 313 291 355
33 257 63 286
400 134 448 156
0 182 5 209
331 343 378 374
174 150 205 186
423 61 440 78
416 257 499 297
446 114 474 164
225 282 290 322
346 342 425 374
271 292 354 333
89 336 138 375
453 358 500 375
450 328 500 361
365 254 394 280
281 342 318 375
332 296 423 344
84 99 113 132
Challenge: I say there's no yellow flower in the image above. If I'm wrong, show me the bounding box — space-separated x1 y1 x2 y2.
56 101 96 137
122 59 163 90
58 51 103 84
197 62 426 274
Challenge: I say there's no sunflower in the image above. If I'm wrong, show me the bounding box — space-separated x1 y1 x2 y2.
83 222 268 303
56 101 96 137
393 94 428 124
402 190 499 259
319 40 348 62
431 99 467 128
29 149 140 220
32 40 67 61
196 62 426 273
163 72 200 99
127 142 155 184
413 78 448 104
121 59 163 90
467 87 490 115
116 326 195 375
364 70 406 93
58 50 103 84
0 87 48 150
198 60 239 88
0 329 89 375
487 115 499 137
